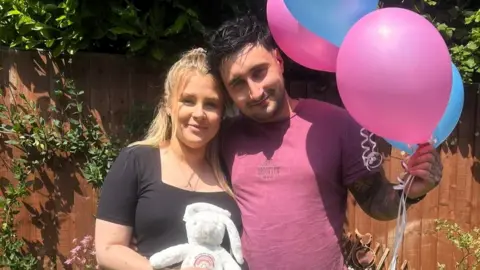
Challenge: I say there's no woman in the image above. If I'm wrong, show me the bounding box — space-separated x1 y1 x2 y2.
94 48 242 270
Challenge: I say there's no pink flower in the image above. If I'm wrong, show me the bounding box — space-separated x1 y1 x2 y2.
66 234 99 269
81 235 93 246
70 245 82 255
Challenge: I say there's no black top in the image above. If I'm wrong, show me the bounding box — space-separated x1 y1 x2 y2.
96 145 243 261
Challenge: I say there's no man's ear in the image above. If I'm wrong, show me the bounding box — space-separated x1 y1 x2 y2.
273 49 284 73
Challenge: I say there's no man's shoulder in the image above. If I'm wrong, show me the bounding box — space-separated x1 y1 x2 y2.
221 115 249 134
296 98 353 124
219 116 246 151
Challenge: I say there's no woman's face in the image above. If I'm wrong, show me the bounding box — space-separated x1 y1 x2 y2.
173 73 224 149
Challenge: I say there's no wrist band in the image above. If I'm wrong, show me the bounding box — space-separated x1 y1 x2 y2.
397 190 426 205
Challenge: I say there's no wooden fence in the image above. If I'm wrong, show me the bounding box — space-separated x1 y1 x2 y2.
0 48 479 269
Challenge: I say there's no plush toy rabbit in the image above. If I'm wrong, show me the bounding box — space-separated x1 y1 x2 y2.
149 202 244 270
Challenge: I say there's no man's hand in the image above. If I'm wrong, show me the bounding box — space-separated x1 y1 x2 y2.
404 143 443 199
347 142 443 221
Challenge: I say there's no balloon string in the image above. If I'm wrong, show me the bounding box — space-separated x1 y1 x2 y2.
390 160 414 269
390 142 420 270
390 135 437 269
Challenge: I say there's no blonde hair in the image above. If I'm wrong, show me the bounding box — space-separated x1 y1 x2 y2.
129 48 234 197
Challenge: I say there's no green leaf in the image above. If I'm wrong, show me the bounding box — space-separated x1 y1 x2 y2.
45 40 54 48
6 10 21 16
69 119 80 125
164 13 189 36
32 23 45 31
465 58 476 68
467 42 478 51
52 45 63 57
109 26 138 35
129 38 147 52
55 15 66 22
67 48 77 55
18 24 34 36
44 4 58 11
5 140 19 145
150 47 164 61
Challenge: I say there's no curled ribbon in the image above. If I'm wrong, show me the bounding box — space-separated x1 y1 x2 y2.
360 128 383 171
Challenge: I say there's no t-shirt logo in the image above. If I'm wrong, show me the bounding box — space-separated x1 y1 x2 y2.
256 159 280 180
193 253 215 268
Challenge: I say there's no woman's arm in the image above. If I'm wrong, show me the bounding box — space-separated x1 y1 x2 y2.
95 147 152 269
95 219 152 270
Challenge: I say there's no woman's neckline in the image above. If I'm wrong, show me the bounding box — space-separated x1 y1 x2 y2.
156 147 229 194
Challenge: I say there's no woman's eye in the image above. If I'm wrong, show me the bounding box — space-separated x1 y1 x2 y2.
182 99 195 106
205 102 218 109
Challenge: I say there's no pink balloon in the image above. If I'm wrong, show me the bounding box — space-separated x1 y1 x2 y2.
266 0 339 72
336 7 452 144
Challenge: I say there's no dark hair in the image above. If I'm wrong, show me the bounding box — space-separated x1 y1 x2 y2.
206 15 276 78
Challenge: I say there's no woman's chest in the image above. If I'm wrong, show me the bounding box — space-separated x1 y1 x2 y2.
134 185 243 242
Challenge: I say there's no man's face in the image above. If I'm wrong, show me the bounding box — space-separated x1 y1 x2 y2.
219 45 287 122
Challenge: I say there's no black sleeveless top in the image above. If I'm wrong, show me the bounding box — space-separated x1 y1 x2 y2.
96 145 243 262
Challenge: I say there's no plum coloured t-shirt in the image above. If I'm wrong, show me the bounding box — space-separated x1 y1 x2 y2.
221 99 381 270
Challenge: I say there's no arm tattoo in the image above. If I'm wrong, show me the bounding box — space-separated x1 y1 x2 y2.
347 171 407 221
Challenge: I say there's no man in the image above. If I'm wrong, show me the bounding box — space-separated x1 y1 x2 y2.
206 15 443 270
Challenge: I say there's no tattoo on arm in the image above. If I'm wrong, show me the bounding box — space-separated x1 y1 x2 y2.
347 171 406 221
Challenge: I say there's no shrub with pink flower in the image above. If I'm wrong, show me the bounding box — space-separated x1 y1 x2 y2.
64 235 99 269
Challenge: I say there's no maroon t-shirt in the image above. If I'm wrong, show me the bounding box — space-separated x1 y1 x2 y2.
221 99 381 270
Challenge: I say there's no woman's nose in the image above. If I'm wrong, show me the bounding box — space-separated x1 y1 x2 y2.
192 104 206 119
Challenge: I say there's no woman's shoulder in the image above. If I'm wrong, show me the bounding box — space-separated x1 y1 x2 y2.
123 144 159 156
116 144 159 165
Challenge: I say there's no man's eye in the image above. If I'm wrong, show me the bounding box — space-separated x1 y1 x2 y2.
252 68 267 80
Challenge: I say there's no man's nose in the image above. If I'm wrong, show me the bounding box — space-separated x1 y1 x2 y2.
247 81 264 100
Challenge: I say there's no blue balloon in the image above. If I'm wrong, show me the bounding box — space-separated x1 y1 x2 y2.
386 63 464 155
283 0 379 47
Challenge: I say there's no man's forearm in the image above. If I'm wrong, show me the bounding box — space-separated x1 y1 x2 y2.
348 172 410 221
367 178 406 221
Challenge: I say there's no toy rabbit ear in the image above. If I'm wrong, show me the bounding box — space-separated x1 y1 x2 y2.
183 202 231 222
219 215 244 265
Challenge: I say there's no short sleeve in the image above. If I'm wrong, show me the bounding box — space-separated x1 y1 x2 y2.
96 147 139 227
341 114 383 186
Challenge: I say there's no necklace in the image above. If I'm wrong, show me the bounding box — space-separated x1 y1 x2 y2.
183 171 200 191
162 147 206 191
176 161 202 191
